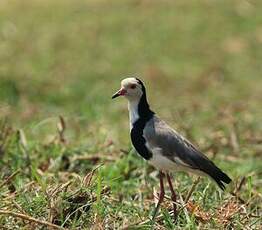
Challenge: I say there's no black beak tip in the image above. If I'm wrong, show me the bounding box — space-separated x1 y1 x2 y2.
111 93 119 99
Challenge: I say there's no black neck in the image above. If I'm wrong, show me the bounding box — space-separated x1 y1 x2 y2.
135 78 154 121
137 93 154 121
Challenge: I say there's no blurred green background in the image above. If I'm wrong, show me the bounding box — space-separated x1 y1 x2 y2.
0 0 261 229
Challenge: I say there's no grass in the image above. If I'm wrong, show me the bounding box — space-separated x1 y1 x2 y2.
0 0 262 229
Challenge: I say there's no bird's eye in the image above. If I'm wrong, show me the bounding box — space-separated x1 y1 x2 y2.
130 84 136 89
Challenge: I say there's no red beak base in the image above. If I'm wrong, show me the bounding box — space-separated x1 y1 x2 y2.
112 88 127 99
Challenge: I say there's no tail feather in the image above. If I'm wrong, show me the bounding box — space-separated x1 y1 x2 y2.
196 156 232 190
206 166 232 190
212 171 232 190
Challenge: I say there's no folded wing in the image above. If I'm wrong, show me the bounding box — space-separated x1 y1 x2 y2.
144 116 231 190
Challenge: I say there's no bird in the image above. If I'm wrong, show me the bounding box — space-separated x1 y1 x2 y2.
112 77 232 220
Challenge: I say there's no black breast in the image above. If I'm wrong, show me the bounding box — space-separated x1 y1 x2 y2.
131 119 152 160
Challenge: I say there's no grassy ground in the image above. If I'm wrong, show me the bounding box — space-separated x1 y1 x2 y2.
0 0 261 229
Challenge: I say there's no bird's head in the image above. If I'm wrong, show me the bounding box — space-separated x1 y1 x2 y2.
112 77 145 102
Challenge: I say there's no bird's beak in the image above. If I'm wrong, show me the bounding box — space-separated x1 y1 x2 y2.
112 87 127 99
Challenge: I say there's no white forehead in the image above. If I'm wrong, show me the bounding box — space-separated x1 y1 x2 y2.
121 78 139 87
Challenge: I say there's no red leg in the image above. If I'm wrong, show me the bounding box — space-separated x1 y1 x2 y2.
152 171 165 220
166 173 177 220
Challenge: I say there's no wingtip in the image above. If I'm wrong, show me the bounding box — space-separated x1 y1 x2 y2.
215 174 232 191
217 181 226 191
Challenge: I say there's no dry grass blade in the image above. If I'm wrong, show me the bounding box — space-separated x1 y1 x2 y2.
17 129 31 172
185 177 200 203
57 115 66 144
83 164 104 187
229 123 239 153
73 155 116 163
11 200 27 214
18 129 27 149
0 210 68 230
230 177 247 204
0 169 20 189
120 149 129 154
0 120 12 157
48 180 73 198
236 177 246 193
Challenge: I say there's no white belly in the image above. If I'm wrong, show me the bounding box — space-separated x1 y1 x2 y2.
147 147 183 172
148 154 177 172
147 147 205 176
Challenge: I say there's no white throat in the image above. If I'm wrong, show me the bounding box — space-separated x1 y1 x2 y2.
128 100 140 130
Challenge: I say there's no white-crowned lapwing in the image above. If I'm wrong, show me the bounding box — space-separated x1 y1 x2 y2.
112 77 232 220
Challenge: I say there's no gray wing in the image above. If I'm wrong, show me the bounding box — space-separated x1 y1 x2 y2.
144 116 210 169
144 116 231 189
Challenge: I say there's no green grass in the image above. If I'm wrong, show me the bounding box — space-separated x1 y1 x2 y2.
0 0 261 229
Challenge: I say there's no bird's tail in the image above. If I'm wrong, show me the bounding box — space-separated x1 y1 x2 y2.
207 166 232 190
